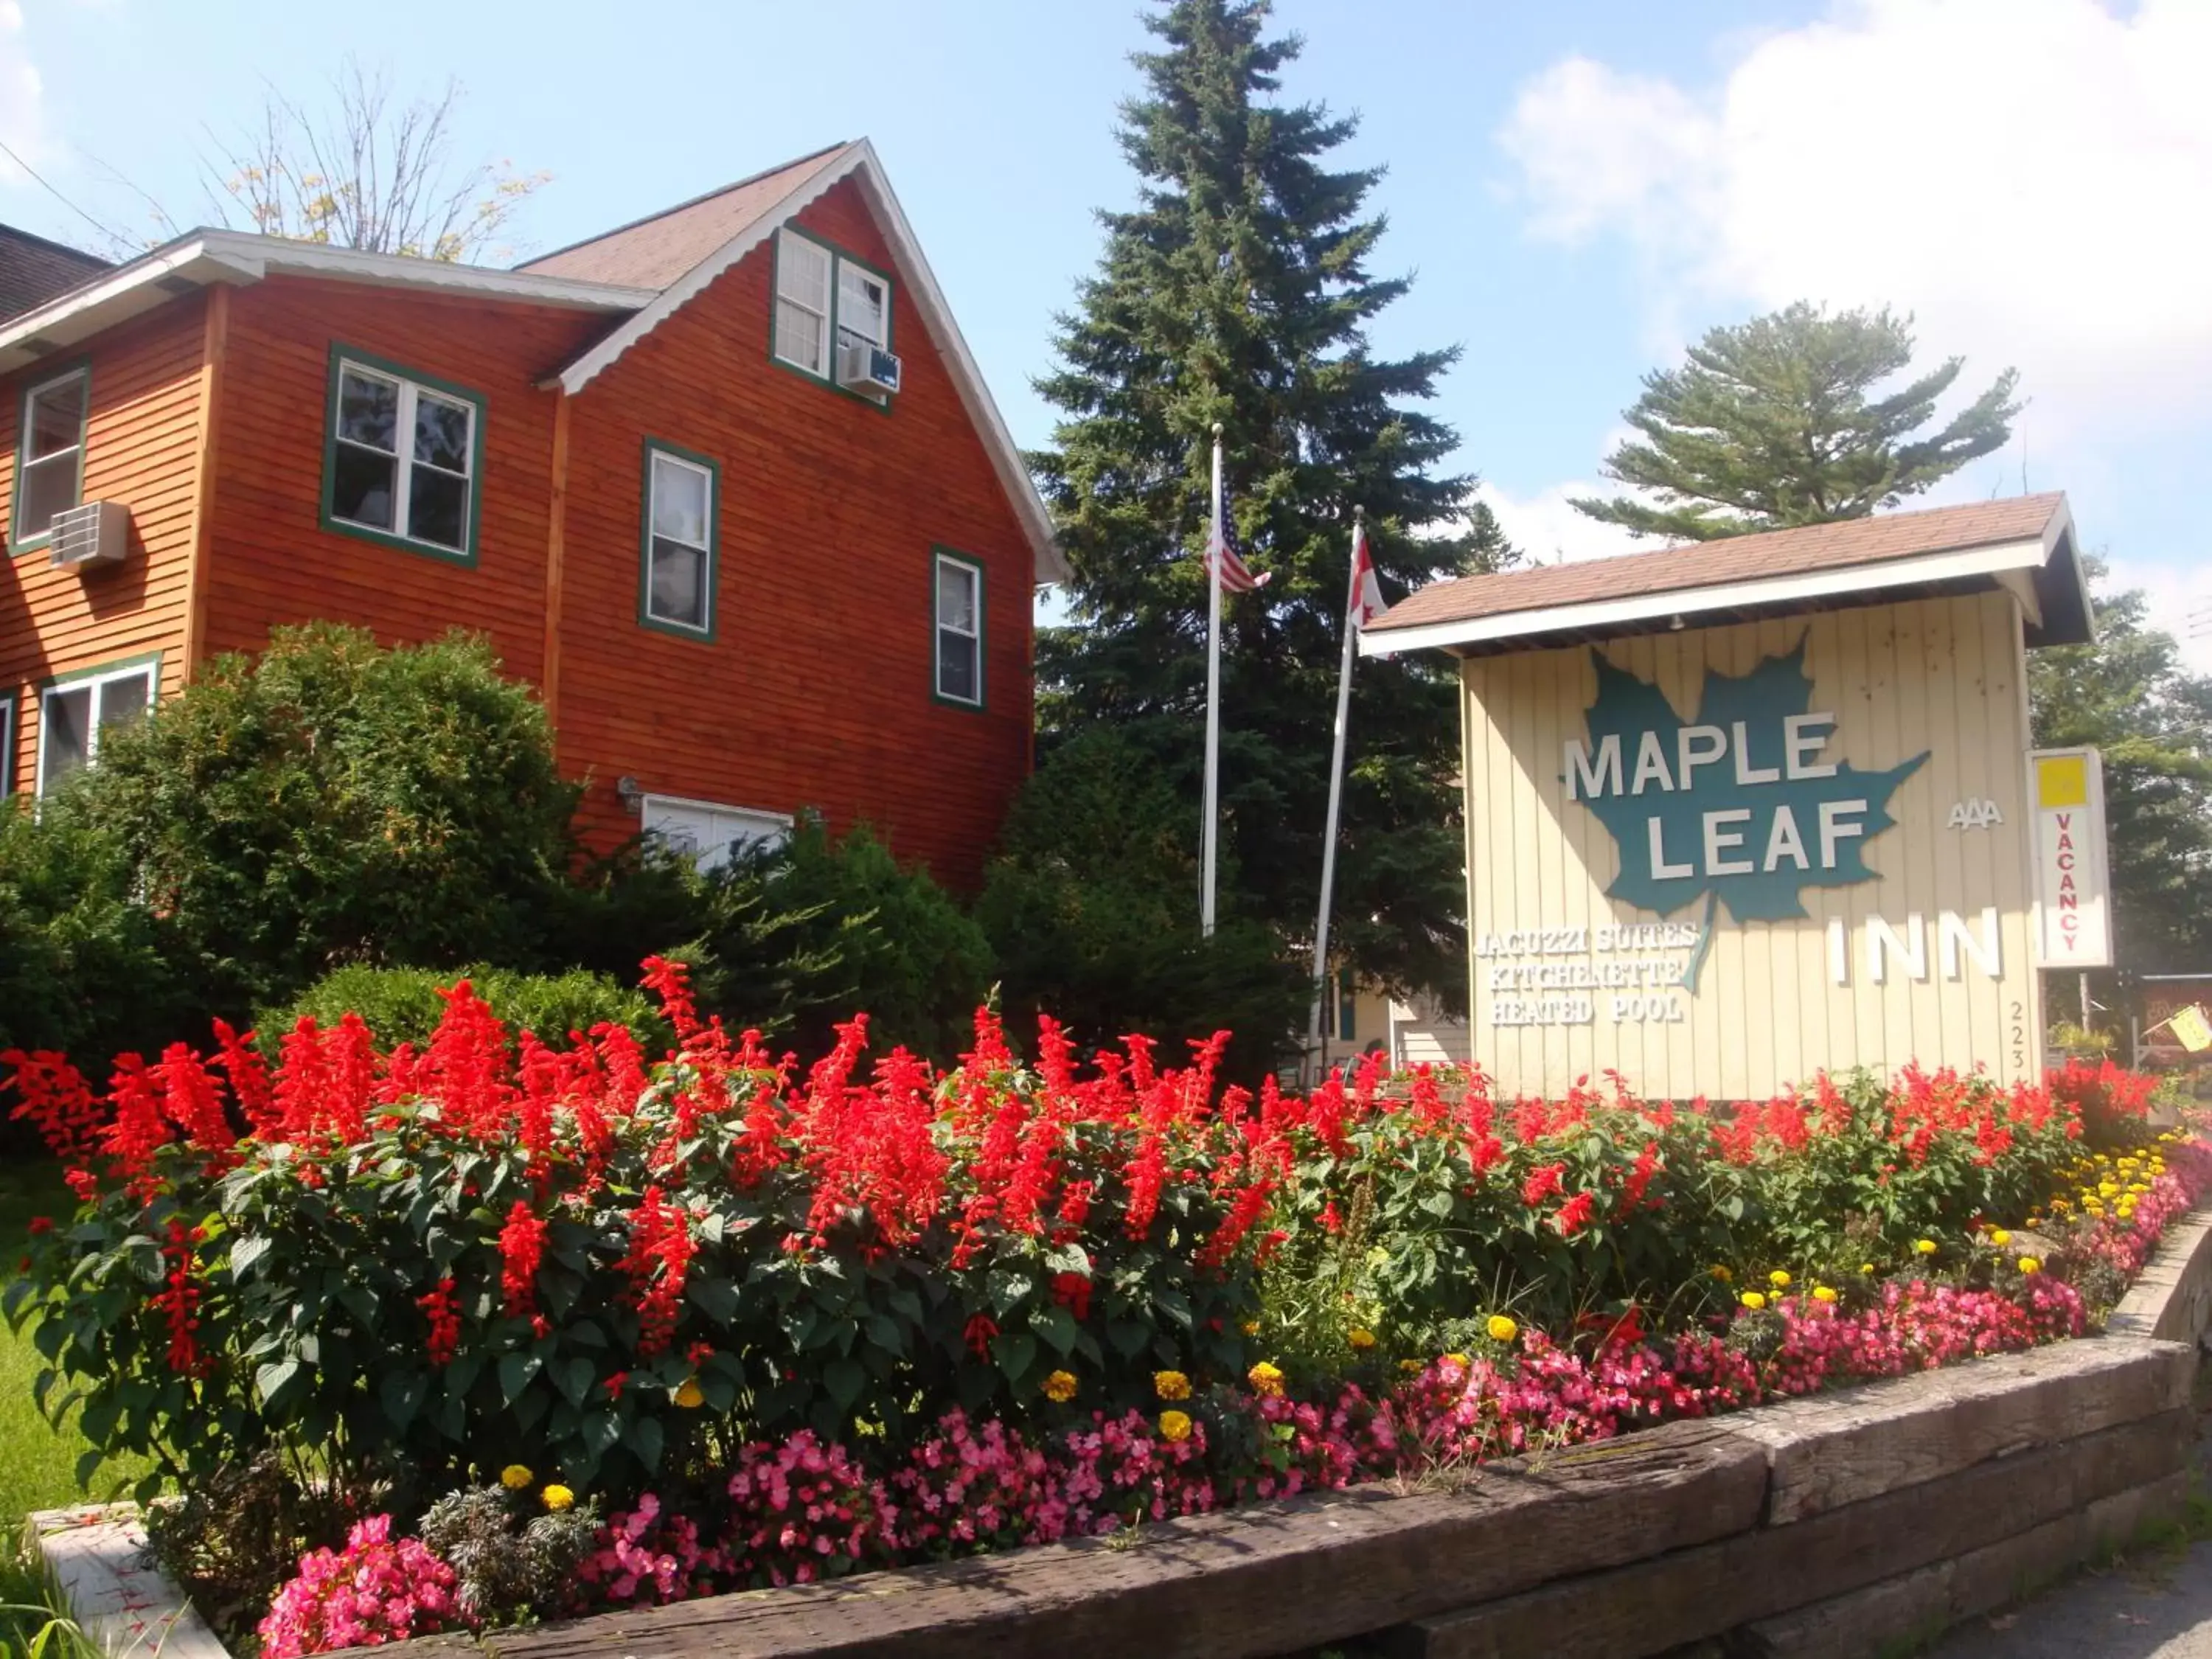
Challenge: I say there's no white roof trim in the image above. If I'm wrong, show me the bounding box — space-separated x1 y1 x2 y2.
549 140 1069 587
0 230 654 375
1360 536 2055 658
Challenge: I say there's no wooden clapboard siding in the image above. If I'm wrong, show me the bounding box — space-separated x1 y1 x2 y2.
554 176 1034 891
1461 592 2042 1100
197 276 606 686
0 298 208 794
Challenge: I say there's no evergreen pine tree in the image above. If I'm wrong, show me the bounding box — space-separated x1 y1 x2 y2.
1573 302 2020 542
1032 0 1508 1001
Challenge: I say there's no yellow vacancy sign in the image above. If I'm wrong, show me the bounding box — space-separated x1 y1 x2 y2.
2037 754 2090 809
2174 1004 2212 1054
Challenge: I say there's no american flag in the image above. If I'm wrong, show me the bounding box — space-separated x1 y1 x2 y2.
1205 473 1270 593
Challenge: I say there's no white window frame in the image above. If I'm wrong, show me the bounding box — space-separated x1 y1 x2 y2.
14 364 91 548
773 227 894 386
37 661 156 797
328 357 479 555
933 551 984 708
641 446 716 636
640 793 793 874
0 692 15 798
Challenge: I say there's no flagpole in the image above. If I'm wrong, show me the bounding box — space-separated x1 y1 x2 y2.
1200 422 1224 939
1310 506 1363 1071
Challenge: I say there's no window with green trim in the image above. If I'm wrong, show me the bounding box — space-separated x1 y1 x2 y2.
773 227 892 383
38 661 153 796
933 552 983 706
327 355 479 556
14 364 89 546
642 446 715 635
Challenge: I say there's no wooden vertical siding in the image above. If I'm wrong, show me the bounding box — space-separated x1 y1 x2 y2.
554 177 1035 891
1461 593 2045 1100
0 299 208 793
196 276 608 681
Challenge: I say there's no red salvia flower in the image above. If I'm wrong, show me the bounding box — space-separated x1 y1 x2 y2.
152 1218 208 1377
417 1278 461 1366
211 1021 280 1141
498 1201 547 1319
1552 1190 1598 1238
1520 1161 1566 1208
2 1048 105 1170
640 956 699 1043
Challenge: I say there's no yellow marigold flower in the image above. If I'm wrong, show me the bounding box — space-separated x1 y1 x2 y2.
1248 1360 1286 1398
673 1377 705 1409
1740 1291 1767 1311
1812 1286 1838 1304
1709 1265 1733 1282
1043 1369 1079 1403
1486 1314 1519 1344
1442 1352 1472 1368
1158 1409 1194 1443
1348 1328 1377 1351
1399 1359 1424 1374
1860 1262 1876 1274
542 1484 575 1512
1153 1369 1192 1401
1913 1239 1938 1256
1988 1228 2011 1248
2017 1256 2042 1274
1768 1270 1791 1290
1241 1319 1262 1337
2098 1181 2120 1199
500 1464 534 1491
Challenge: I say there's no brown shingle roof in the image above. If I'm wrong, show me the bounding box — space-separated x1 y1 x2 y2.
516 144 853 289
1370 494 2070 636
0 223 111 324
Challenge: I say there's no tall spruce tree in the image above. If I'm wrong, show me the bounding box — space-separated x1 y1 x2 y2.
1573 302 2020 542
1032 0 1508 1001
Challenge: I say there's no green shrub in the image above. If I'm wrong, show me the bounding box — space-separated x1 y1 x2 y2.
66 622 578 1019
0 800 195 1152
976 729 1307 1079
261 964 669 1053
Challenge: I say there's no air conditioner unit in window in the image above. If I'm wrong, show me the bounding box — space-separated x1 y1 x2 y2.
836 340 902 397
48 501 131 571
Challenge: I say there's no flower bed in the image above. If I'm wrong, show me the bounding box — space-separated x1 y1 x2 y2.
3 970 2198 1655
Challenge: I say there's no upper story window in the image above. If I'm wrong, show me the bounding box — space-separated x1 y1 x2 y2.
38 658 153 796
641 443 717 638
322 348 484 563
13 364 90 550
772 228 894 386
933 550 983 708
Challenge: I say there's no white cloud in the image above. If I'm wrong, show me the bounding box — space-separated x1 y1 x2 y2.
1500 0 2212 442
1475 479 1647 567
0 1 48 188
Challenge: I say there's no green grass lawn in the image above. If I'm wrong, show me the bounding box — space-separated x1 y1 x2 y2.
0 1158 150 1536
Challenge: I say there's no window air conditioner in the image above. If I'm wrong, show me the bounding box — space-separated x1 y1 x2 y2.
48 501 131 571
835 340 902 397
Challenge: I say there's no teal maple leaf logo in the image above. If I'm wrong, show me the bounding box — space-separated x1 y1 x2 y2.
1567 639 1928 987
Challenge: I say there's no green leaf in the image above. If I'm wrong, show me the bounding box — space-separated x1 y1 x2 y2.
629 1415 664 1472
824 1357 866 1410
498 1351 543 1405
686 1275 741 1324
580 1409 622 1455
993 1331 1037 1385
1032 1304 1078 1355
1106 1318 1152 1358
554 1356 596 1407
1420 1187 1455 1219
256 1359 305 1411
229 1234 273 1281
380 1371 428 1430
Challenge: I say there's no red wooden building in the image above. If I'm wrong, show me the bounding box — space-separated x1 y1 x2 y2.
0 142 1062 888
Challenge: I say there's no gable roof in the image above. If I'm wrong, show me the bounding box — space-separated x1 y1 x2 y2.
1362 495 2090 658
530 139 1066 585
0 145 1066 588
517 145 851 288
0 223 111 324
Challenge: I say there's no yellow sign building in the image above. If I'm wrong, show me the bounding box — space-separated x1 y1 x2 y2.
1363 495 2098 1100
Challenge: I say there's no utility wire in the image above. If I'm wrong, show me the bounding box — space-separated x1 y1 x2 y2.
0 134 131 251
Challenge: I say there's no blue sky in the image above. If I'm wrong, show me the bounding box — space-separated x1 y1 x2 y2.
6 0 2208 661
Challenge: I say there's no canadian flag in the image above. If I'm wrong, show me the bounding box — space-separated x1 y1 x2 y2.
1349 521 1387 627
